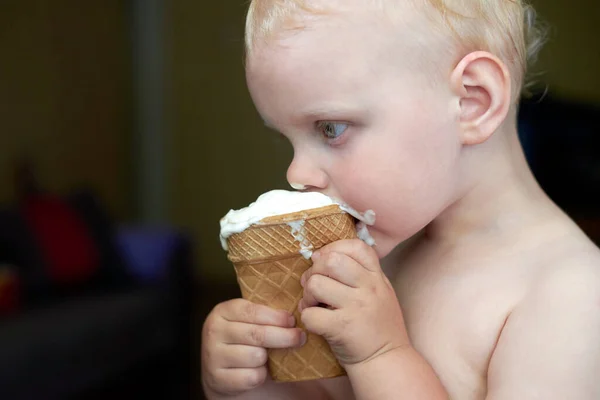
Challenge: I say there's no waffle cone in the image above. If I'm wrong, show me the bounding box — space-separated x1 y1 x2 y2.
226 204 357 382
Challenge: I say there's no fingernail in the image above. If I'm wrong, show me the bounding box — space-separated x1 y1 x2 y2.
299 331 307 346
300 273 306 287
312 251 321 261
288 314 296 326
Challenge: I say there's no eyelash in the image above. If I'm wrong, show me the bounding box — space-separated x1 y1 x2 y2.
315 121 349 144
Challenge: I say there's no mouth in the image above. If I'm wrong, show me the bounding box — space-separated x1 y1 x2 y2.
287 189 377 234
335 201 376 226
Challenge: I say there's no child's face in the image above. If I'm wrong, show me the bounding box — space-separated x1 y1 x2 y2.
246 12 463 257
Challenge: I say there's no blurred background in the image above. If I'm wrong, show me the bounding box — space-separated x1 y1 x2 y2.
0 0 598 398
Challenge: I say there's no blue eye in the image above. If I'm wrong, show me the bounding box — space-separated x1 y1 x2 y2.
317 122 348 140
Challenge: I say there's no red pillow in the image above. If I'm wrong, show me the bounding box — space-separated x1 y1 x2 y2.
21 195 100 286
0 267 20 315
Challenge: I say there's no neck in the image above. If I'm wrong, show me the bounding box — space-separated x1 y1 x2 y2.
425 121 555 244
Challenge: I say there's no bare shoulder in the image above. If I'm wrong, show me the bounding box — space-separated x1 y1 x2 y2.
518 212 600 300
517 226 600 332
533 229 600 300
487 233 600 399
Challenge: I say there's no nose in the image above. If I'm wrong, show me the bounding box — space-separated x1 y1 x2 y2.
286 150 328 192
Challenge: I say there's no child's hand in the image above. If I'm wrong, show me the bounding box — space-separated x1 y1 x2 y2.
201 299 305 397
298 239 409 367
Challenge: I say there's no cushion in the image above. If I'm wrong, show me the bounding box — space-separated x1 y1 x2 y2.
0 209 50 305
0 266 20 316
66 189 132 288
116 229 180 282
21 195 100 287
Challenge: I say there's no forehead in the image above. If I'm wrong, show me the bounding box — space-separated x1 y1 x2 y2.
245 14 406 120
245 2 439 91
249 11 390 74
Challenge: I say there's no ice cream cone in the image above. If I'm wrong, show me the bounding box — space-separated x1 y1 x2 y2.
225 204 357 382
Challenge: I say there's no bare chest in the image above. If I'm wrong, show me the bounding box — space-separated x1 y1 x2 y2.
387 254 524 400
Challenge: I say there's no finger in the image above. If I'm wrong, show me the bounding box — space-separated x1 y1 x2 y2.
299 274 355 311
220 299 295 327
211 367 268 394
223 322 307 349
315 239 380 272
300 266 313 288
218 344 268 368
300 307 336 338
302 251 364 288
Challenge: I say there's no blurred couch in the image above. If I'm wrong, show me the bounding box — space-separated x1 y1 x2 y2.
0 189 192 399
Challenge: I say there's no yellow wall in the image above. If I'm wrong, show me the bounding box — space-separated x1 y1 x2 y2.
0 1 132 218
530 0 600 104
169 1 600 283
168 2 292 282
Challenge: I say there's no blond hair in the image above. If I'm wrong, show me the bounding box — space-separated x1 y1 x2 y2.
245 0 546 100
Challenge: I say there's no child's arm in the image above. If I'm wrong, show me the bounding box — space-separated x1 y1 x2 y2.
345 346 448 399
205 375 358 400
298 239 449 400
486 263 600 399
204 376 336 400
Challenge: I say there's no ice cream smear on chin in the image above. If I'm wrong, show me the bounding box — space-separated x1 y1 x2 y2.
219 190 376 256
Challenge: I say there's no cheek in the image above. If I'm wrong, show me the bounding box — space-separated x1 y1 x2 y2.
329 145 414 234
329 117 459 245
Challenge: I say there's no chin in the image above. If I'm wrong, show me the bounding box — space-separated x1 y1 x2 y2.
365 230 395 259
367 227 417 260
374 242 397 259
373 246 389 259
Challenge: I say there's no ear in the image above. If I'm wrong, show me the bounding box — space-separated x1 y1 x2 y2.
450 51 511 146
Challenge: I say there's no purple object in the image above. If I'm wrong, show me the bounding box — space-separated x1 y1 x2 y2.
116 228 180 282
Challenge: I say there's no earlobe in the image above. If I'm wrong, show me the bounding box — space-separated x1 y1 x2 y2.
450 51 512 146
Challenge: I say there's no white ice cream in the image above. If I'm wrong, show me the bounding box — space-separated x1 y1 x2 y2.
219 190 376 255
287 220 314 258
356 222 376 247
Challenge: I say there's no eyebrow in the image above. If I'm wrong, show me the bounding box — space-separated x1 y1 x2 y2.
295 103 362 122
262 103 363 132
